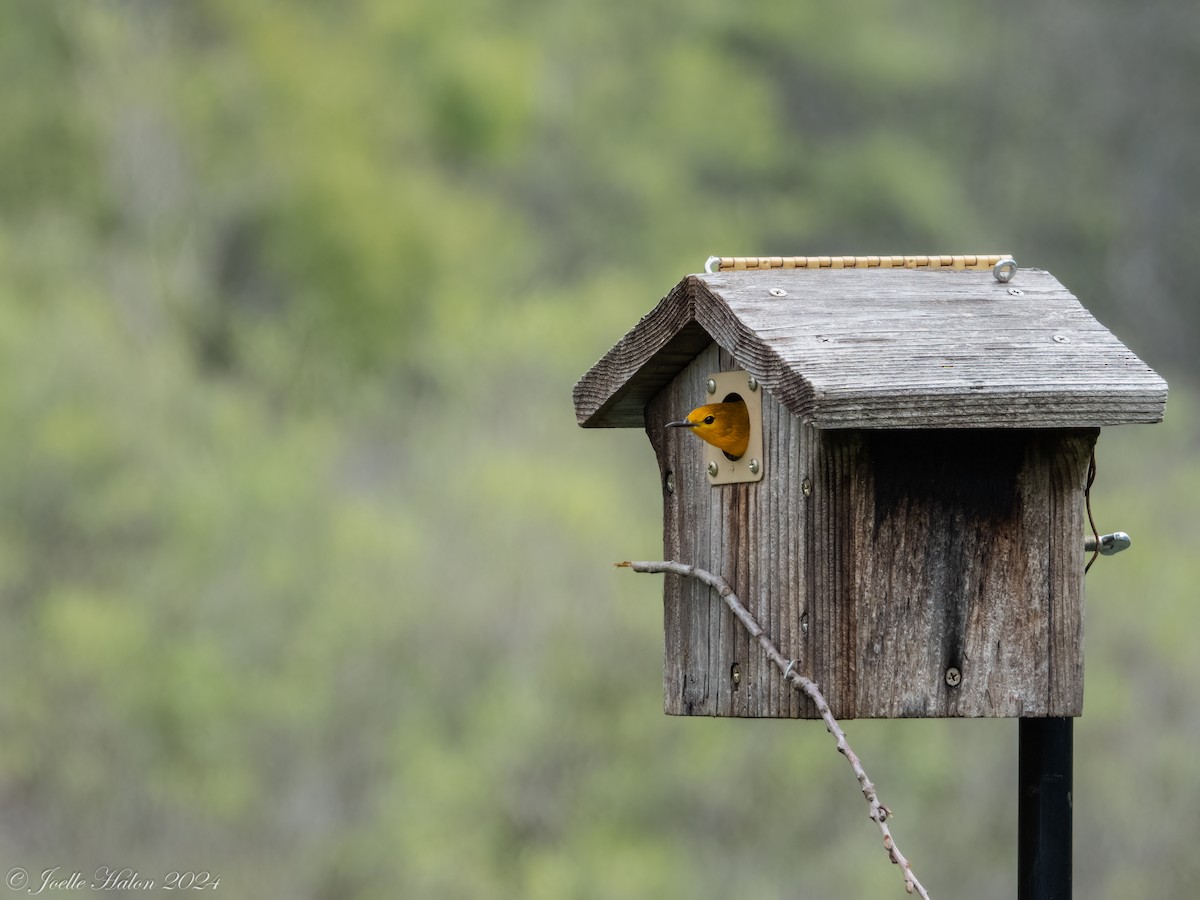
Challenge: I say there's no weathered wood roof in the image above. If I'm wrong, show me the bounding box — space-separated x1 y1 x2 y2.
573 267 1167 429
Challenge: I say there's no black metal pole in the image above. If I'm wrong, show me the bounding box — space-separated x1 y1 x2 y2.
1018 717 1073 900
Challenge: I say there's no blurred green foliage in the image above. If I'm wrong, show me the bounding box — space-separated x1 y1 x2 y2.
1 0 1197 898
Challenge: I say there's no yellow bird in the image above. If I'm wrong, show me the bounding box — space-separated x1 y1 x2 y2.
666 401 750 459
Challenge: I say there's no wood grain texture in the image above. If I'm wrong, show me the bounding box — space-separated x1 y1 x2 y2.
647 344 802 717
646 339 1096 718
575 268 1167 430
845 429 1095 717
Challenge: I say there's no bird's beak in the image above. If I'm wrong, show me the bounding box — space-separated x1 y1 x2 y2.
665 420 696 428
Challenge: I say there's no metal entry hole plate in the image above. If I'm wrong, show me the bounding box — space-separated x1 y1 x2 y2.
705 370 765 485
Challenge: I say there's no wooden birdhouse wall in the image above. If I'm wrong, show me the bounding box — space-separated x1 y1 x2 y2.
647 340 1097 720
647 342 808 718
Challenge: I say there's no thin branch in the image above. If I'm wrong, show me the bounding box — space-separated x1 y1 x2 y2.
619 559 932 900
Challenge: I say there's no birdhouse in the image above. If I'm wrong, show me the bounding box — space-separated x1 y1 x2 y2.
574 257 1167 720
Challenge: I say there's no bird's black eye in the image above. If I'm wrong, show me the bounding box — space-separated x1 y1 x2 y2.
703 415 715 424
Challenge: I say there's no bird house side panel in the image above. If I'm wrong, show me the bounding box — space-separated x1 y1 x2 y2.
842 429 1096 718
646 342 813 718
1046 431 1095 710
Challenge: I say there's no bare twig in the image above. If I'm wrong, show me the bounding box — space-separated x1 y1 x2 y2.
619 559 932 900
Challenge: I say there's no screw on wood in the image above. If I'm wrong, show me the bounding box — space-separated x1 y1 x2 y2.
945 667 962 687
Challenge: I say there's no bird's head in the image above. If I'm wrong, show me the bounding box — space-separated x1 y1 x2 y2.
666 400 750 459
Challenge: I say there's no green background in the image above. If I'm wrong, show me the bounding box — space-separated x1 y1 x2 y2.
2 1 1197 897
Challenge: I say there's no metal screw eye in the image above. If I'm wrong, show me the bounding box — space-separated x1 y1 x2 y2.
1086 531 1132 556
993 258 1018 283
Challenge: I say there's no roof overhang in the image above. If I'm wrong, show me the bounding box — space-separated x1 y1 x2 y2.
573 268 1167 430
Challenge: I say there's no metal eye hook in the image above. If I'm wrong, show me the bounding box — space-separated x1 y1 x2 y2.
1084 532 1131 556
993 258 1018 283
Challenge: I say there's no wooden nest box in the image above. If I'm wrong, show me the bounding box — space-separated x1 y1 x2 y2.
574 261 1167 720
